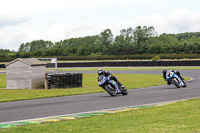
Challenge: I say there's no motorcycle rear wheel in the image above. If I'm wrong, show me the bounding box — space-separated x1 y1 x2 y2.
121 87 128 95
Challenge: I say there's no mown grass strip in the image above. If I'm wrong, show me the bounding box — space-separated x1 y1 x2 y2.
0 68 5 71
0 125 17 129
1 67 200 72
49 67 200 72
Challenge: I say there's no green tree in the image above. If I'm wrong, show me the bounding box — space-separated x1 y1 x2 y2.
98 29 113 54
114 27 135 55
18 40 53 53
133 26 157 53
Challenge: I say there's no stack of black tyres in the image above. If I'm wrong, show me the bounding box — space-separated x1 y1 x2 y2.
47 73 83 89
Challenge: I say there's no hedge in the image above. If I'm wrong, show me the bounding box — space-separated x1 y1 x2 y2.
1 54 200 62
37 54 200 60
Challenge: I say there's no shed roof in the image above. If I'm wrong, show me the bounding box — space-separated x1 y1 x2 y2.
5 58 46 66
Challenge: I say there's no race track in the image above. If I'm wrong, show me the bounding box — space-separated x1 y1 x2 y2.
0 69 200 123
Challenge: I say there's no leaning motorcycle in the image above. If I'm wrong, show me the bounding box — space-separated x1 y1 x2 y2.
166 72 186 88
98 75 128 96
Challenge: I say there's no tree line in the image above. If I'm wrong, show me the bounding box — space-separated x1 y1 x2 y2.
1 26 200 59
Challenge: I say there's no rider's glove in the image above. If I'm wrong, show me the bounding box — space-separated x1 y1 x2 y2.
108 75 111 80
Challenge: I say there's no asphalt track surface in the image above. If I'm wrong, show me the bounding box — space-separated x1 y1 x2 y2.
0 70 200 123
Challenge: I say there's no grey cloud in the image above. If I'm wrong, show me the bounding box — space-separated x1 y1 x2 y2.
0 16 30 27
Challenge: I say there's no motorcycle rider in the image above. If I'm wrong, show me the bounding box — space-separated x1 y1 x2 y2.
162 69 184 85
97 68 125 89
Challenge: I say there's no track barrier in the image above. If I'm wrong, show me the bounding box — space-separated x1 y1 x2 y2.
46 73 83 89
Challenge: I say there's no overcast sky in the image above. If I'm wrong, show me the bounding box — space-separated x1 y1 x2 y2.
0 0 200 50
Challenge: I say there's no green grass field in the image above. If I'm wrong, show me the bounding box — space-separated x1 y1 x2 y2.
1 98 200 133
0 74 167 102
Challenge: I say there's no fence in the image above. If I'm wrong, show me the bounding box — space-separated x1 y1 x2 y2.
0 64 5 68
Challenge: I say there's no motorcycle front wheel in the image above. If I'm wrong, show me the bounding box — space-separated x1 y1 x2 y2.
104 85 117 96
172 78 180 88
182 80 187 87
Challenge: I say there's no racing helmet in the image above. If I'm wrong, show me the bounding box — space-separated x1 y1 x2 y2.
162 69 167 74
97 68 103 75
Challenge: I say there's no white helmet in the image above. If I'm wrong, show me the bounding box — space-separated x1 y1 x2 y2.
97 68 103 75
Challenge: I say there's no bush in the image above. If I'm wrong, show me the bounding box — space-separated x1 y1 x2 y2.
0 57 16 62
151 55 160 61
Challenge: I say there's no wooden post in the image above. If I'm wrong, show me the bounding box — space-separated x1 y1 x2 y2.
45 73 48 89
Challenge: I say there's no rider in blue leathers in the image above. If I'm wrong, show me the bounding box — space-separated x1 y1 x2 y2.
162 69 184 85
97 68 124 88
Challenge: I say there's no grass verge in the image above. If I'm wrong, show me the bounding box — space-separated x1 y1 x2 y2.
1 98 200 133
0 74 6 88
0 68 5 71
0 74 167 102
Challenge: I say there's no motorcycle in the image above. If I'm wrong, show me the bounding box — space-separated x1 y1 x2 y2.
166 71 186 88
98 75 128 96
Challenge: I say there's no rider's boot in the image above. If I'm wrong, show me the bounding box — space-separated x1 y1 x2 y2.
180 76 185 80
117 81 122 87
176 72 184 80
167 81 171 85
117 81 127 91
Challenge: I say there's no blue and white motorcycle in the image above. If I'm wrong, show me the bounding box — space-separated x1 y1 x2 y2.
98 75 128 96
166 72 186 88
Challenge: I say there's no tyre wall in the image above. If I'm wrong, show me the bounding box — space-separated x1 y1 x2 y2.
47 73 83 89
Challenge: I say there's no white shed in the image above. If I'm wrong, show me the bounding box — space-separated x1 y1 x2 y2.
6 58 46 89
